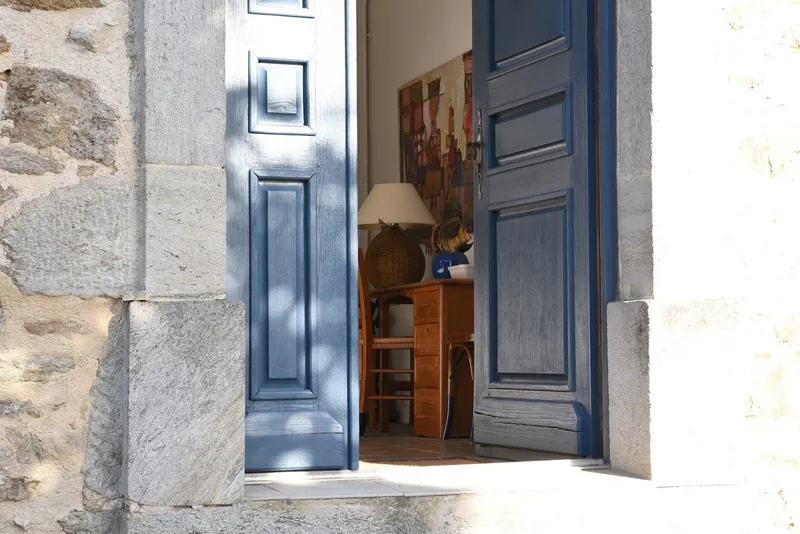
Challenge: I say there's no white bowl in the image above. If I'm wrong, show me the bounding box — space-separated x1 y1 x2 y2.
448 264 474 280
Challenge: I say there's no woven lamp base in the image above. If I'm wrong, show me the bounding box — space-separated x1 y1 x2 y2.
365 225 425 289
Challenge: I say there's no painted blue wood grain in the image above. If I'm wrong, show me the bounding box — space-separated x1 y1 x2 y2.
473 0 600 458
249 0 313 18
493 91 566 165
228 0 355 472
265 184 302 380
473 398 583 455
245 411 344 471
487 157 571 208
250 180 306 390
249 53 315 135
263 64 302 116
495 203 568 379
487 54 569 112
493 0 565 66
253 0 304 10
249 174 314 401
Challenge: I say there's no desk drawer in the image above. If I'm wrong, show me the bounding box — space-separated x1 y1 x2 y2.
414 289 440 324
414 323 439 355
413 387 442 438
414 355 440 388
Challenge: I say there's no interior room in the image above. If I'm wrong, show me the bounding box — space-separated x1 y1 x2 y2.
356 0 479 466
357 0 577 467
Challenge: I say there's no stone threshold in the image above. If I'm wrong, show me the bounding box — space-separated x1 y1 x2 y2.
244 458 610 501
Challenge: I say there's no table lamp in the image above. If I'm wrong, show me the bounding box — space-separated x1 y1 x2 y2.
358 183 435 289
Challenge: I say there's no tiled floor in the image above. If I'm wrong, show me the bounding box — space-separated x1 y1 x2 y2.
359 424 501 466
244 456 609 501
243 423 606 501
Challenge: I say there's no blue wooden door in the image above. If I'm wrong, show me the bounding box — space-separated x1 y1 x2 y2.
227 0 358 471
472 0 601 457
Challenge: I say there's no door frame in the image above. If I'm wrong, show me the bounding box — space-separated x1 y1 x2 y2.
228 0 615 470
596 0 618 460
345 0 360 470
349 0 618 462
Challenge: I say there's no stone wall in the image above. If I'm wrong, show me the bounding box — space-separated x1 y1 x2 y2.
723 4 800 527
0 0 236 531
0 0 797 531
611 0 799 528
0 1 135 532
0 278 117 532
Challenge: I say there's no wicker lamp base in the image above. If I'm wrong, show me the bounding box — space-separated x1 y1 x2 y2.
365 225 425 289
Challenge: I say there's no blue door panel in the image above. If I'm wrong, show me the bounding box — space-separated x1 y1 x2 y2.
495 201 571 383
245 411 345 472
493 0 566 66
250 176 312 400
473 0 600 457
227 1 357 472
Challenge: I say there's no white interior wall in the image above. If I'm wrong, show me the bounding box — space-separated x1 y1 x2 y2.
367 0 472 188
363 0 472 423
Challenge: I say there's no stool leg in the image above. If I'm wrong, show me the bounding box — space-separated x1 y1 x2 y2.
378 350 390 432
410 348 415 425
367 349 377 430
442 345 456 439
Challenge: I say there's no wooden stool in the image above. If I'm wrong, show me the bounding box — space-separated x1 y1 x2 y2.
358 249 415 433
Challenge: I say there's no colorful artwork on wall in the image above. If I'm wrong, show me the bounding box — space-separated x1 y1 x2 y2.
399 51 473 233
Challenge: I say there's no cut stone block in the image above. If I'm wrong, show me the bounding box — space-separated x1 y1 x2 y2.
144 165 226 298
126 300 245 506
607 298 743 486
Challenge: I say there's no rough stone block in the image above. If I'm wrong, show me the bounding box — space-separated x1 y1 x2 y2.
0 0 102 11
141 0 225 165
20 355 75 382
608 298 743 486
144 165 225 297
7 429 50 463
0 185 18 207
126 300 245 506
83 305 128 510
59 510 124 534
2 66 119 165
0 473 38 501
1 175 141 297
0 399 37 417
0 145 64 175
0 35 10 54
67 23 98 53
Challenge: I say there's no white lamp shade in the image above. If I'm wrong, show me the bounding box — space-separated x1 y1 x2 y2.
358 183 435 230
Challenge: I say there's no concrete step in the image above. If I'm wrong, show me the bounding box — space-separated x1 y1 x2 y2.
123 461 784 533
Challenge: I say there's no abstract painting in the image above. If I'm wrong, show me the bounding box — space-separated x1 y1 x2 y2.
399 51 473 233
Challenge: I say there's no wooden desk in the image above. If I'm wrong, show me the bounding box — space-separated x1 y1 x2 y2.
371 279 474 438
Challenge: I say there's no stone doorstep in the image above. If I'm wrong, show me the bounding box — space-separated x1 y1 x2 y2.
244 458 611 501
127 483 769 534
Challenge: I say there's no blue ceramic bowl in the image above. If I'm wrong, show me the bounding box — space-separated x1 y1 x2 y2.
432 252 469 279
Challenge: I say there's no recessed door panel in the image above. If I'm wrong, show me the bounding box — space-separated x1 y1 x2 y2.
495 200 571 385
493 0 567 67
250 175 314 400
